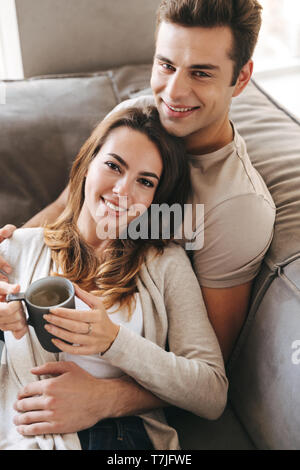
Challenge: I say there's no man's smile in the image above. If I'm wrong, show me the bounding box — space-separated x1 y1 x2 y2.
162 99 200 118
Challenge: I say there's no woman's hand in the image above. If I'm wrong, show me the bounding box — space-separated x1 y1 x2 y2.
0 224 16 282
43 284 120 355
0 281 28 339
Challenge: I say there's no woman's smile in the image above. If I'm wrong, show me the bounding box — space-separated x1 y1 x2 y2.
99 196 129 217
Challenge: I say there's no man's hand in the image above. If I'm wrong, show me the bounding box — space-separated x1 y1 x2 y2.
13 361 108 435
0 225 16 281
13 361 167 436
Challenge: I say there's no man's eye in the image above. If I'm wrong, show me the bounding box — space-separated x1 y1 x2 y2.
139 178 154 188
161 63 175 72
193 71 210 78
105 161 121 172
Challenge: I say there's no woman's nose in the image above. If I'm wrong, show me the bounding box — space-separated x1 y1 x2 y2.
113 176 132 199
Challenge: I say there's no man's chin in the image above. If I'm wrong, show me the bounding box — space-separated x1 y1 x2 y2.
160 119 192 138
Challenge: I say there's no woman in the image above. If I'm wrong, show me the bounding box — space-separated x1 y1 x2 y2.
0 106 227 450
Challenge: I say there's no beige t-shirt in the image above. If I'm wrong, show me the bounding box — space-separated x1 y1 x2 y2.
112 95 276 288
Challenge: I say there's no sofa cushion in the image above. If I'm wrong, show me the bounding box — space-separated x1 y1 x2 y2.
230 80 300 271
229 259 300 449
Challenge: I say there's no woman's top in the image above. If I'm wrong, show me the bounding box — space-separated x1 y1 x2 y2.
0 228 228 450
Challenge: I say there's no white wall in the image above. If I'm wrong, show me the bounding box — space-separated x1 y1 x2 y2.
0 0 23 79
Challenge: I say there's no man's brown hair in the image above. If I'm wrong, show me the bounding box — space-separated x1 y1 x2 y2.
156 0 263 85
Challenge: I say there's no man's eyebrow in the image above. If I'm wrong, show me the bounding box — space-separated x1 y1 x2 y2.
155 54 220 71
155 54 174 64
107 153 160 180
190 63 220 71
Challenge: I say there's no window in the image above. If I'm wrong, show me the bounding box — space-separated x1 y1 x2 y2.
254 0 300 72
253 0 300 119
0 0 23 80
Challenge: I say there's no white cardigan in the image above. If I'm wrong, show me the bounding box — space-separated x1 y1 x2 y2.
0 228 228 450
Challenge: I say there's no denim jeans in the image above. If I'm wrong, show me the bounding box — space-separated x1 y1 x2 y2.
77 416 154 450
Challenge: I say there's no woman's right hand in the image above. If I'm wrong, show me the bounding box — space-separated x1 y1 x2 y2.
0 282 28 339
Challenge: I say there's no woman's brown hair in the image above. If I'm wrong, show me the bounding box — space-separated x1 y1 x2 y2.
44 106 190 316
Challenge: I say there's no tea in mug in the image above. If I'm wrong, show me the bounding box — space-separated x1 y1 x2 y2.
29 285 70 307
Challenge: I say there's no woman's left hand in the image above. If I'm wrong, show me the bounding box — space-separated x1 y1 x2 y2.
43 284 120 355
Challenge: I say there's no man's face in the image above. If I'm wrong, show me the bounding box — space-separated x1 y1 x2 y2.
151 22 239 153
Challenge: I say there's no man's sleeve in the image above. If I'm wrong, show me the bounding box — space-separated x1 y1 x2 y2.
192 193 276 288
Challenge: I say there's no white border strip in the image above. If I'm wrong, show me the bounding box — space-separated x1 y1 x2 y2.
0 0 24 79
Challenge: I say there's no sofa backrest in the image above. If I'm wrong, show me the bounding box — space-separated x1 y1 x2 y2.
15 0 160 77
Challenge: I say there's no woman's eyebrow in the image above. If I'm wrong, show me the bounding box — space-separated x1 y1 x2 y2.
139 171 160 181
107 153 160 180
107 153 129 168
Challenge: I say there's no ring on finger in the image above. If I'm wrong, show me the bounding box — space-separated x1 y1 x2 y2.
86 322 92 335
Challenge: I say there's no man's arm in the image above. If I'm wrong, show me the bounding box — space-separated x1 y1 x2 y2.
201 281 252 363
13 361 167 436
23 185 69 228
192 192 274 364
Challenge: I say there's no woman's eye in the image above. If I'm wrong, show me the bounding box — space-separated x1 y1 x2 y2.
139 178 154 188
105 161 121 172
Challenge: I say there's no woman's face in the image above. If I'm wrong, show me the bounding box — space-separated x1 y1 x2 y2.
77 126 163 245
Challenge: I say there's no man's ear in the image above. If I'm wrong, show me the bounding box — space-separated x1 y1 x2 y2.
232 60 253 98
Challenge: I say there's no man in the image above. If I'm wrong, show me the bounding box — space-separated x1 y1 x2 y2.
0 0 275 438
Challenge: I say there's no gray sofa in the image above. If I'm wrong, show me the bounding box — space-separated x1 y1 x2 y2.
1 0 300 450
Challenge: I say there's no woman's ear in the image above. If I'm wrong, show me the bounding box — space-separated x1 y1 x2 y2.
232 60 253 98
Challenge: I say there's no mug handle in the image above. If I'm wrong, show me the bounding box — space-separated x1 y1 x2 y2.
5 293 34 326
6 293 26 302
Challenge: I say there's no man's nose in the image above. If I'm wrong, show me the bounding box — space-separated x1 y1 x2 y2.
166 71 190 102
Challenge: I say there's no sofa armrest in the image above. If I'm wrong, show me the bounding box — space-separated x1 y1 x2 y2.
229 257 300 449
